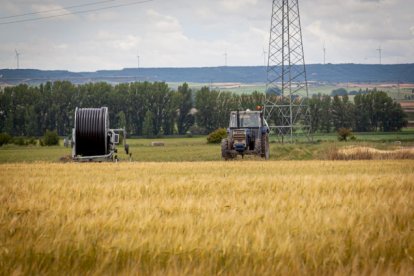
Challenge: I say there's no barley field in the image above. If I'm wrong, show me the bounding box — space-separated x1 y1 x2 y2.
1 161 413 275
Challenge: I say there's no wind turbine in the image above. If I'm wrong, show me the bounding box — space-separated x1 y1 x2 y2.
376 46 382 65
137 51 140 69
263 46 267 68
134 50 140 84
15 49 21 69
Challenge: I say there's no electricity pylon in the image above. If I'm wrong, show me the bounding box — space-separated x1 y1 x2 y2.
264 0 312 143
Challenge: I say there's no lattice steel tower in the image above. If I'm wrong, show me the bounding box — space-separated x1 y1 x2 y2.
264 0 311 142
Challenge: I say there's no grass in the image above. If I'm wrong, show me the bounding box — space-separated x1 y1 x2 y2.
1 161 413 274
301 129 414 143
126 137 220 162
0 132 413 163
0 144 69 163
328 146 414 160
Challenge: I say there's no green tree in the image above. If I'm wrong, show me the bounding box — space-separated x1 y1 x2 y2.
116 111 127 129
331 88 348 97
319 95 331 133
4 112 14 135
331 95 353 130
342 95 355 129
195 87 220 133
142 110 155 137
25 106 39 137
175 83 195 135
309 95 322 133
354 91 407 132
240 91 265 110
146 82 174 135
195 87 243 133
127 82 147 136
354 93 372 131
385 102 408 131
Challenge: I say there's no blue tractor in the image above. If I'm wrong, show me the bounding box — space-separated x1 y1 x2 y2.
221 109 270 160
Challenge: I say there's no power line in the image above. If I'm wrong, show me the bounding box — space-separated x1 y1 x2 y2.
0 0 154 25
0 0 116 20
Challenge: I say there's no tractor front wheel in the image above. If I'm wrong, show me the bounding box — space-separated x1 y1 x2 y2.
254 136 262 155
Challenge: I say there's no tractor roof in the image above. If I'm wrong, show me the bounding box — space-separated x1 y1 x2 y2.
230 110 261 115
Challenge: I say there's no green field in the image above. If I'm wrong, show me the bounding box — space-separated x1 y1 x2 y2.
174 82 414 100
0 130 413 163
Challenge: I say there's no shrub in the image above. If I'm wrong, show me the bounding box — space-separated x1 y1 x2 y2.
13 137 27 146
337 128 354 141
207 128 227 144
0 133 12 146
331 88 348 97
41 130 59 146
27 137 38 146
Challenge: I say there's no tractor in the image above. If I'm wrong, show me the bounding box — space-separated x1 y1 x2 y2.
221 109 270 160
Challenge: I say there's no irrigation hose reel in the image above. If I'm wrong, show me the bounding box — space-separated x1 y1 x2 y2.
71 107 130 161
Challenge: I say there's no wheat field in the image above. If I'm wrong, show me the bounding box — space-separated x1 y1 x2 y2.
1 161 413 275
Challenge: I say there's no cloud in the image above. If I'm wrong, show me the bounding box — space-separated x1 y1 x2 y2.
54 43 68 50
146 9 182 33
0 0 413 70
31 3 75 21
94 31 141 51
300 0 414 64
114 35 140 51
219 0 258 11
0 2 21 14
84 11 118 22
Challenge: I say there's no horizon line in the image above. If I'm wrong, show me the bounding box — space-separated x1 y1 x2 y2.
2 62 414 73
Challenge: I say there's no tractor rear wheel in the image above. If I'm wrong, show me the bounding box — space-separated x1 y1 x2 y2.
221 138 231 160
261 134 270 160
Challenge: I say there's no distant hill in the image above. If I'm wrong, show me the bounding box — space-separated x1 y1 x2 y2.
1 64 414 85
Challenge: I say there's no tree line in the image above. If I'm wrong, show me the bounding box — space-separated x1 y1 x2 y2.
0 81 407 138
309 90 407 132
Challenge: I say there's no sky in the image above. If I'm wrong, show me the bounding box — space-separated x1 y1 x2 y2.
0 0 413 71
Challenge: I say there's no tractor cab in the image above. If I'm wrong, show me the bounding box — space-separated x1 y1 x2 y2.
229 111 262 128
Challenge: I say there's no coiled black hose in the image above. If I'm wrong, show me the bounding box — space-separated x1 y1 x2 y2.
75 107 109 156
